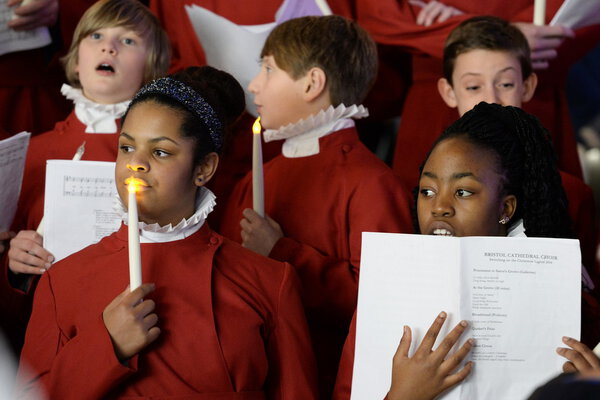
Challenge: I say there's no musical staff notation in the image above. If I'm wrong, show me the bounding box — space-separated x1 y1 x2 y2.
62 176 116 198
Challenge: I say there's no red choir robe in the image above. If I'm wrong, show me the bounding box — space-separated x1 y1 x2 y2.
17 223 317 400
0 111 120 357
0 0 98 138
219 126 413 397
348 0 600 186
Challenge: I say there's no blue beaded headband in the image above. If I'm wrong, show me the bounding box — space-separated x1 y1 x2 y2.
132 77 223 151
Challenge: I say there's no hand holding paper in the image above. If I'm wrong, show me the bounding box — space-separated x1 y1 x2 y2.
387 312 473 400
512 23 574 70
7 229 53 275
8 0 58 31
557 337 600 373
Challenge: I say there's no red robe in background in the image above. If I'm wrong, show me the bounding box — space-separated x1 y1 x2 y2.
18 223 317 400
0 0 98 138
349 0 600 187
219 127 413 398
0 111 120 357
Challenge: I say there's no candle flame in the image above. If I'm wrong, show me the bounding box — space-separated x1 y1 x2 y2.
252 117 262 135
125 177 145 193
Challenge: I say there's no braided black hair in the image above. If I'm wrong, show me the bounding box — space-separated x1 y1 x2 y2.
414 102 573 238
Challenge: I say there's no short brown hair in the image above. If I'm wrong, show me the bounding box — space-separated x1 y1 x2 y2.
62 0 170 88
261 15 378 106
443 16 532 85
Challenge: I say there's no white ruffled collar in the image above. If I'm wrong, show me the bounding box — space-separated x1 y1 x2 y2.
61 84 130 134
115 187 217 243
263 104 368 158
507 219 526 237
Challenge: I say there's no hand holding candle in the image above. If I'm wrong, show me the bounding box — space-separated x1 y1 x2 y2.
252 117 264 217
127 178 142 291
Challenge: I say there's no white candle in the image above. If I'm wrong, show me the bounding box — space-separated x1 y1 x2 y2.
252 117 265 217
533 0 546 26
127 179 142 291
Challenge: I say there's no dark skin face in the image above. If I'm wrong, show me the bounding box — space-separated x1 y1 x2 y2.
417 137 517 237
116 102 218 226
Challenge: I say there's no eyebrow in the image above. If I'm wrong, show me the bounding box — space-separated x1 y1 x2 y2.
459 66 516 79
119 132 180 146
422 171 480 181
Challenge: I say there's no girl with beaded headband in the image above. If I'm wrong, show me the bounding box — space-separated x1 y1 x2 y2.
1 0 169 356
17 66 318 400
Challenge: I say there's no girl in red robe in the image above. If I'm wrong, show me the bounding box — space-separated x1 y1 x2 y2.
17 66 317 400
334 102 598 400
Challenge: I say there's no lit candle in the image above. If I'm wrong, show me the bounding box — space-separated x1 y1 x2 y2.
127 178 142 291
37 141 86 236
252 117 264 217
533 0 546 25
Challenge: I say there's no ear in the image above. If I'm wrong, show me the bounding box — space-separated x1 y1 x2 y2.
500 194 517 222
521 73 538 103
437 77 458 108
302 67 327 102
193 152 219 187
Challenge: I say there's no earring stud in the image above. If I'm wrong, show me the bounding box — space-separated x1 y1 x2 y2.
499 216 510 225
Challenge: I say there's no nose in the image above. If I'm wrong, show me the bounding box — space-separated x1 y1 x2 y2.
483 86 500 105
101 39 117 55
431 192 454 217
127 159 148 172
248 73 261 94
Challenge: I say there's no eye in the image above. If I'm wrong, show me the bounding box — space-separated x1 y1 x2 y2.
153 149 170 158
119 144 134 153
465 85 480 91
420 188 435 197
90 32 102 40
498 82 515 89
456 188 473 197
122 37 135 46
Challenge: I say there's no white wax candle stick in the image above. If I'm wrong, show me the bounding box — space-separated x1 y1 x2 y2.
593 342 600 358
252 118 265 217
36 141 86 236
533 0 546 26
128 181 142 291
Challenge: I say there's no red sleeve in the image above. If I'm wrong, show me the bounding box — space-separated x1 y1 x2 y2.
17 273 136 400
353 0 569 58
269 172 413 323
265 263 318 400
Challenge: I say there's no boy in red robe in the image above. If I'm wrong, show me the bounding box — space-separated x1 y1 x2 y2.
0 0 170 359
434 16 598 288
347 0 599 185
218 15 413 398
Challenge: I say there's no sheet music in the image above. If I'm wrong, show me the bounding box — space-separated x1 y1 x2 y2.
550 0 600 30
185 0 330 116
0 131 30 231
352 233 580 400
0 0 51 56
43 160 121 262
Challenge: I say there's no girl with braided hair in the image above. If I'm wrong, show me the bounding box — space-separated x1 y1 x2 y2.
416 101 572 239
334 102 597 400
16 66 317 400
